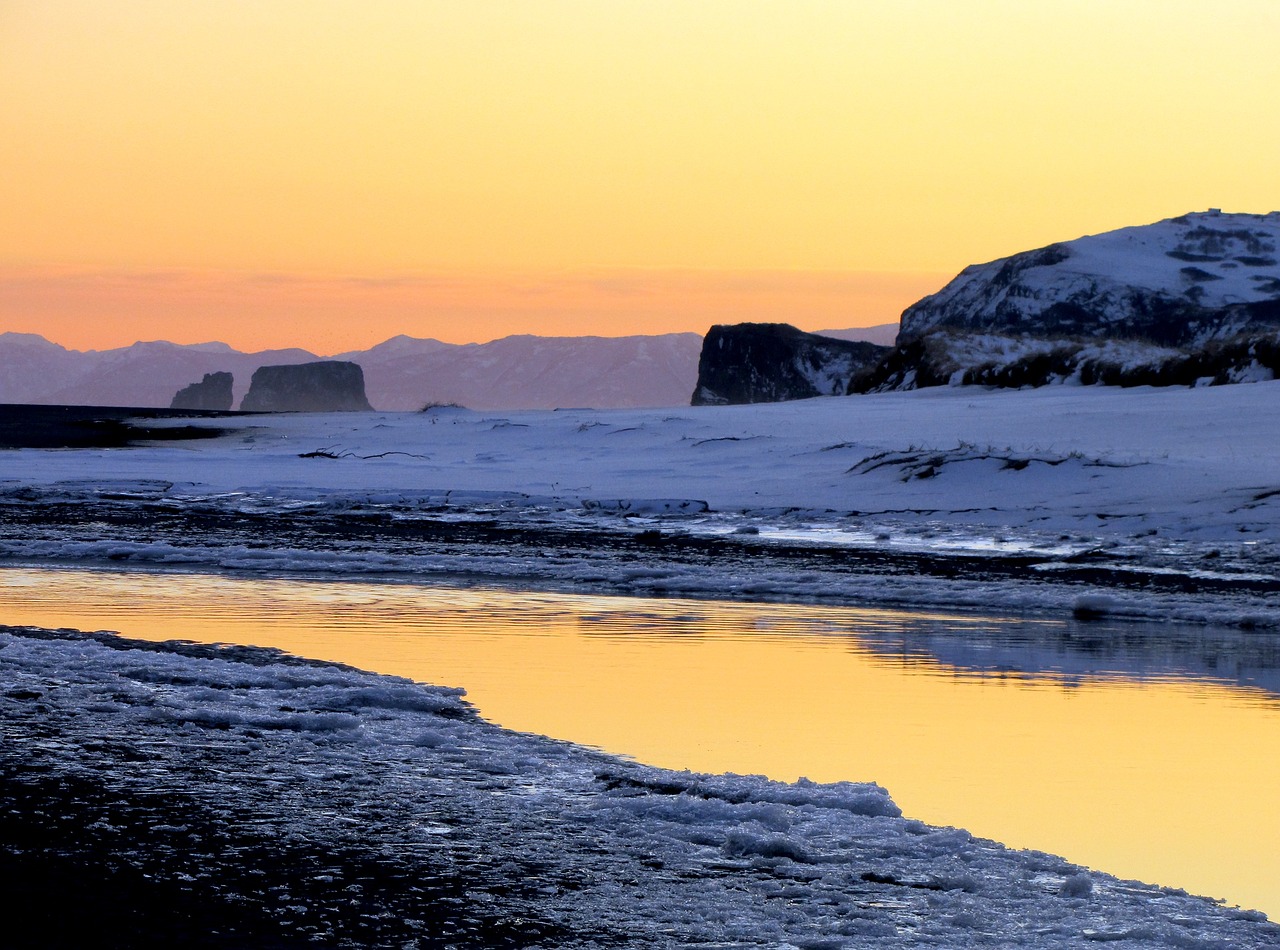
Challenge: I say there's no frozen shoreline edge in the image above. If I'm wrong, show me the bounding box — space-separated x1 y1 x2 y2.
3 622 1276 948
3 502 1278 632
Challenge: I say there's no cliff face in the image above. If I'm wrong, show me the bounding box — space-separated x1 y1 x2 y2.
690 324 889 406
240 361 373 412
850 330 1280 393
899 211 1280 348
170 372 234 411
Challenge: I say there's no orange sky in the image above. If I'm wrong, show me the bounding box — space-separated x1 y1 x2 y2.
3 1 1279 353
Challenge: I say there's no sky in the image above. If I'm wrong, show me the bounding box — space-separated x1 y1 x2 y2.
3 1 1279 354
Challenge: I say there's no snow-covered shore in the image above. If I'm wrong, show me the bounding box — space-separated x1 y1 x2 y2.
4 623 1275 947
2 382 1279 627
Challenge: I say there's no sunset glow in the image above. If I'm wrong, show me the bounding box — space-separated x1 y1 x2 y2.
3 1 1279 352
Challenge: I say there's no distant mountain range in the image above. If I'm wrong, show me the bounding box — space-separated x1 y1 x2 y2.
0 325 898 411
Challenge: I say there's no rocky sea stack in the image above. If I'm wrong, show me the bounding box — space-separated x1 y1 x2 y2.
170 372 234 411
240 361 373 412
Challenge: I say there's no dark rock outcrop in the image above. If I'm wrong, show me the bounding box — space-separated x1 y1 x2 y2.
850 329 1280 393
170 372 233 411
239 361 373 412
691 324 889 406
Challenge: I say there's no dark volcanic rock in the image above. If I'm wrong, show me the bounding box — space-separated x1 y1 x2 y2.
169 372 233 411
849 329 1280 393
239 361 373 412
691 323 889 405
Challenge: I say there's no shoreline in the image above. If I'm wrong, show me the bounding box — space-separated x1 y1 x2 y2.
4 386 1280 630
2 489 1278 631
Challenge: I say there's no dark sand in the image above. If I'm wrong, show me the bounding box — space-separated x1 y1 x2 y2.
0 404 243 449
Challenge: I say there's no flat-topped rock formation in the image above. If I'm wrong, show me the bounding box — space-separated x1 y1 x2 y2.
240 361 373 412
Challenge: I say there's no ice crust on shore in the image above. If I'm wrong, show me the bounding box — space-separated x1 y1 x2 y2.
2 624 1274 947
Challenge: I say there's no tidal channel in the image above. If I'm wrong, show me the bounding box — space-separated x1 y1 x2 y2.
3 565 1276 917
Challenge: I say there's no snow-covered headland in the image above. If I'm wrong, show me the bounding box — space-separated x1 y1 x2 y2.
3 623 1276 947
899 210 1280 347
855 211 1280 394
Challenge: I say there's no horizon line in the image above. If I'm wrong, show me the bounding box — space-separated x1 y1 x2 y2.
1 321 903 359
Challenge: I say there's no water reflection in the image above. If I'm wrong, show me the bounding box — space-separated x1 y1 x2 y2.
1 565 1277 917
855 618 1280 700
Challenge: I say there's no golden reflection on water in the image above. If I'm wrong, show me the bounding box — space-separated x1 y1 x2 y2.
2 566 1277 917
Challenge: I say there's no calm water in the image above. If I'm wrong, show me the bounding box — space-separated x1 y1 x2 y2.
2 566 1277 917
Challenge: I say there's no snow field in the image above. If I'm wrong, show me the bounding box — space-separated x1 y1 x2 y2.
4 381 1279 626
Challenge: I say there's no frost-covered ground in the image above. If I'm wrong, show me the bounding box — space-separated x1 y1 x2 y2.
3 382 1279 627
3 624 1276 948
